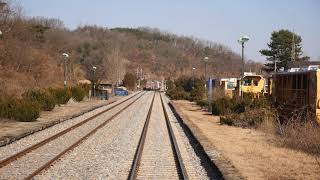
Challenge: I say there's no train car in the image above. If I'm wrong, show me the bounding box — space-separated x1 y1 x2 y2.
272 69 320 124
241 72 266 97
218 78 238 98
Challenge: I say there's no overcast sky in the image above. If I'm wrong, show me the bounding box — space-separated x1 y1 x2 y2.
19 0 320 62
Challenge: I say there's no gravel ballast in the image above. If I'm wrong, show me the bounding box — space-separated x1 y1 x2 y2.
34 92 153 179
0 92 143 179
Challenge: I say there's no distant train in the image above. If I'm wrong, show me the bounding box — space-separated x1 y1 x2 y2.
144 80 161 91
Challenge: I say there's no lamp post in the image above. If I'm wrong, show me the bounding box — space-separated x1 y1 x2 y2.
237 35 250 99
62 53 69 87
192 67 196 89
92 66 97 97
203 57 209 90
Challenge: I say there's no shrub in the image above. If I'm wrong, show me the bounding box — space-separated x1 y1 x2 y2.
70 86 87 102
22 89 56 111
11 99 40 122
49 88 71 104
220 108 272 128
220 116 234 126
0 95 15 119
231 100 246 114
196 100 208 108
190 86 205 101
211 97 233 115
166 86 189 100
0 96 40 122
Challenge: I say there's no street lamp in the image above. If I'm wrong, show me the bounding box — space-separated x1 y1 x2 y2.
203 57 209 89
237 35 250 99
92 66 97 97
62 53 69 87
192 67 196 89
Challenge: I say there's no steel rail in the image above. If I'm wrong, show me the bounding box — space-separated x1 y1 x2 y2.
24 91 148 180
127 92 156 180
128 92 188 180
0 91 144 169
160 93 189 180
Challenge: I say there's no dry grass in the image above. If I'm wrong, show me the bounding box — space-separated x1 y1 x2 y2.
258 109 320 156
281 120 320 156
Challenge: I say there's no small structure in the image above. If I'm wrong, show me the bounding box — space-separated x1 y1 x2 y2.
241 72 266 97
219 78 238 98
272 66 320 124
97 80 113 100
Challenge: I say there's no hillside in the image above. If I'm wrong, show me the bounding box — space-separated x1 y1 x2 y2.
0 2 260 95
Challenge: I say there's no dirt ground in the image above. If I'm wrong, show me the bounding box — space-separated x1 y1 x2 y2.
0 96 122 146
172 100 320 180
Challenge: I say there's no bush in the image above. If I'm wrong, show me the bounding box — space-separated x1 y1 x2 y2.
166 86 189 100
11 99 40 122
220 108 271 128
220 116 234 126
49 88 71 104
196 100 208 108
0 96 40 122
22 89 56 111
0 95 15 119
211 97 233 115
190 86 205 101
70 86 87 102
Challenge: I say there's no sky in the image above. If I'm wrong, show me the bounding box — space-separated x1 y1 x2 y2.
19 0 320 62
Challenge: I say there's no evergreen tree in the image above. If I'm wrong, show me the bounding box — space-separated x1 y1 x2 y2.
260 29 309 72
123 72 137 90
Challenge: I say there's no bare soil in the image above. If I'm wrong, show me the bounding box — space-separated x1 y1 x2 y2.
172 100 320 180
0 96 122 146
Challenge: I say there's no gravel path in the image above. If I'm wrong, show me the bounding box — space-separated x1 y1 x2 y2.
34 92 154 179
0 92 143 179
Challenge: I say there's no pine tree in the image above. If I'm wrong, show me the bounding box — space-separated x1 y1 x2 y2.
260 29 309 72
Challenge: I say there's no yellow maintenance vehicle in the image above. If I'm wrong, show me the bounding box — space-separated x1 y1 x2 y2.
240 72 266 97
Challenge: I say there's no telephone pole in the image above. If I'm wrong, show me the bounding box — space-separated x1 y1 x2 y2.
291 28 296 61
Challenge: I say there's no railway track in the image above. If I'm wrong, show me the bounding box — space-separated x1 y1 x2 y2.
128 92 188 179
0 91 146 179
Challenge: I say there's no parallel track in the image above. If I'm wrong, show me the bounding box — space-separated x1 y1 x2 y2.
0 91 146 179
128 92 188 180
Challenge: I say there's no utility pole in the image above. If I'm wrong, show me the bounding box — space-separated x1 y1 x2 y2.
291 28 296 61
92 66 97 97
274 55 277 73
192 67 196 89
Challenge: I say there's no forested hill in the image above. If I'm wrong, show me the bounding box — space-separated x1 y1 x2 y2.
0 2 261 95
